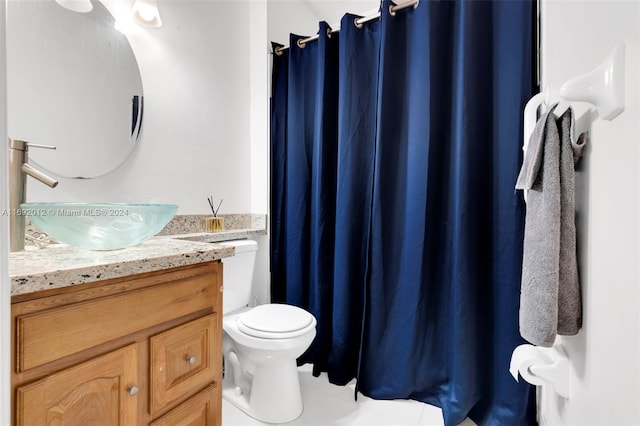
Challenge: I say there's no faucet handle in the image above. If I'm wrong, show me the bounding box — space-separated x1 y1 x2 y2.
8 139 56 151
26 143 56 150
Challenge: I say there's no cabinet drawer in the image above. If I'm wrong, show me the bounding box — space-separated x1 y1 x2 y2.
150 384 219 426
150 314 219 416
16 270 217 372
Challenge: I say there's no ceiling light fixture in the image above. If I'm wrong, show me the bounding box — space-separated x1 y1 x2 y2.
131 0 162 28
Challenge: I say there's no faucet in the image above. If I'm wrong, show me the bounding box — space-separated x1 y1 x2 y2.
8 138 58 252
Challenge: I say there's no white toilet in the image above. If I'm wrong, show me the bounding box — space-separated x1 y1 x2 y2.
221 240 317 423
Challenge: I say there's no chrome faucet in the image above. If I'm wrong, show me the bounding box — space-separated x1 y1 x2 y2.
8 138 58 252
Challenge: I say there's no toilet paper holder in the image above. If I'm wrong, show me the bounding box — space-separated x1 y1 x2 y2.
509 344 570 399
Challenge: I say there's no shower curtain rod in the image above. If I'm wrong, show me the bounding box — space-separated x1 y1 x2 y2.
274 0 419 56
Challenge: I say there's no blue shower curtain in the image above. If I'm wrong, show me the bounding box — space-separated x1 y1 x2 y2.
270 1 536 424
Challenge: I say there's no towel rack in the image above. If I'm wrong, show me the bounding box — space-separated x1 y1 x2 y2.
513 43 626 382
523 42 626 154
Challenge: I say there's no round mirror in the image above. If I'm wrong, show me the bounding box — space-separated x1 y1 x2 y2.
7 0 144 178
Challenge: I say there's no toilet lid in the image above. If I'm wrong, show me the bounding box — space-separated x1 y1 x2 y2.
237 304 315 339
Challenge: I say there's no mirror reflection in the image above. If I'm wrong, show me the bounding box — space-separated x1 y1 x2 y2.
7 0 144 178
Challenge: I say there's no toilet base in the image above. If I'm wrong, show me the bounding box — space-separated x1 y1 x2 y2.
222 358 303 424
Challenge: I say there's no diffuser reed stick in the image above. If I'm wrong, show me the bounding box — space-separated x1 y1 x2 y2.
207 195 223 217
205 196 224 232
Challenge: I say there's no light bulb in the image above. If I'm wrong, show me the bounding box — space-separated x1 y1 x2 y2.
137 4 156 22
131 0 162 28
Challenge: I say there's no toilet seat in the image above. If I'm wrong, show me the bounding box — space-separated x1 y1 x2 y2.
237 304 315 339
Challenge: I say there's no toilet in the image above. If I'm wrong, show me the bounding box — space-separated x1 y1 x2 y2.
221 240 317 423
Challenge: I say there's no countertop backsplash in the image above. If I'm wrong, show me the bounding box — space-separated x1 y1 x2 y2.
24 213 267 242
157 214 266 235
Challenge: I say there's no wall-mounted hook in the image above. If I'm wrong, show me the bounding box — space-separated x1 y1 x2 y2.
559 42 625 120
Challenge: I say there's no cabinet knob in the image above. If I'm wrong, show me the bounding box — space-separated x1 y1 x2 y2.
187 356 197 365
127 386 139 396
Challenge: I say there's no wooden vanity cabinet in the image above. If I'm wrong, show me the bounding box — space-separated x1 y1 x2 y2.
11 261 223 426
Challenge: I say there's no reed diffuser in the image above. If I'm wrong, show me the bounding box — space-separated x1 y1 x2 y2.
204 195 224 232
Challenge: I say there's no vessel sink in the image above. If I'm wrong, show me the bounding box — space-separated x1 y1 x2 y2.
21 202 178 250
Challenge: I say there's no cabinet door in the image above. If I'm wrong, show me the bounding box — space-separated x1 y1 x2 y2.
150 314 219 416
16 344 138 426
150 385 219 426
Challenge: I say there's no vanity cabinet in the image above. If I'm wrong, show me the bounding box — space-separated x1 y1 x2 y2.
11 261 223 426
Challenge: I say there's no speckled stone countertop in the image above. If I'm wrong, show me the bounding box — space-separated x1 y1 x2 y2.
10 239 234 297
12 213 267 297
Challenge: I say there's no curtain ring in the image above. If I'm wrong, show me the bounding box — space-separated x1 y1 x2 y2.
297 38 306 49
326 27 332 38
274 46 284 56
354 16 363 29
389 0 419 17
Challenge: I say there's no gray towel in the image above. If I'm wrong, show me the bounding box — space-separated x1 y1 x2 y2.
515 105 587 347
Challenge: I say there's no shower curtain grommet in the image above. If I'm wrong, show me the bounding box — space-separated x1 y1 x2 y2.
296 38 306 49
354 16 363 29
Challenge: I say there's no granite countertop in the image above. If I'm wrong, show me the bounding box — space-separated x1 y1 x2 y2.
11 213 267 297
10 239 235 297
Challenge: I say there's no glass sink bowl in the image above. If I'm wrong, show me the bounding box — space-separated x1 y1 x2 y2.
21 203 178 250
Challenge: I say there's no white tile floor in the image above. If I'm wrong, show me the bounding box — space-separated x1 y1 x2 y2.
222 365 477 426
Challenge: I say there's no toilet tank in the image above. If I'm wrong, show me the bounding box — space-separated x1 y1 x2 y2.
222 239 258 313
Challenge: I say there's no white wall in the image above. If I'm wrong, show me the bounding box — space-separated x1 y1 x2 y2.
540 1 640 425
267 0 321 45
249 0 271 304
27 0 253 215
250 0 269 216
0 0 10 422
